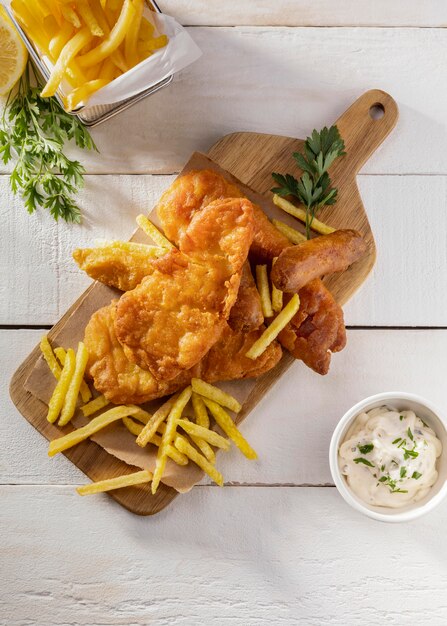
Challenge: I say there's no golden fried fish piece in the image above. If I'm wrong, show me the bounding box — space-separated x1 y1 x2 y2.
84 302 282 405
115 198 255 381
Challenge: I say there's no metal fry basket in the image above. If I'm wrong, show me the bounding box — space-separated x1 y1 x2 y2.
6 0 173 127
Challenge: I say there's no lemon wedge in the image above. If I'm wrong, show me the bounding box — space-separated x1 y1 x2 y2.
0 6 27 96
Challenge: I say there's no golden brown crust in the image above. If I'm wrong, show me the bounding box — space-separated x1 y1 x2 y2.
271 229 367 293
115 199 255 381
278 279 346 375
228 262 264 333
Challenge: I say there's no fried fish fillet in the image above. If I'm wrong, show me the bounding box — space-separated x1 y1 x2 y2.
115 198 255 381
85 302 281 404
73 242 165 292
271 229 367 293
278 279 346 375
155 169 347 375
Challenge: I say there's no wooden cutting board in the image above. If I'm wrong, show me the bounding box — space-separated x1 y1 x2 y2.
9 89 398 515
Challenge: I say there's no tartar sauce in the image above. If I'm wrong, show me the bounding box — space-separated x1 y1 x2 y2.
339 406 442 508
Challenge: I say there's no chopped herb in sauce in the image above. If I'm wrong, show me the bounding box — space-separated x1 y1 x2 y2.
353 457 375 467
392 437 402 445
358 443 374 454
407 427 414 441
403 448 419 460
412 471 422 480
400 415 405 421
400 466 407 478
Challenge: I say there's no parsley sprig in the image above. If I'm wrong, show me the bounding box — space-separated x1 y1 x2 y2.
0 63 97 223
271 126 345 238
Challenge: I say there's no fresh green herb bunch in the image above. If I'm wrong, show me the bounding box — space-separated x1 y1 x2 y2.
271 125 345 238
0 63 97 223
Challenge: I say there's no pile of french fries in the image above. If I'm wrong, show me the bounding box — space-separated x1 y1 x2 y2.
41 336 257 496
11 0 168 110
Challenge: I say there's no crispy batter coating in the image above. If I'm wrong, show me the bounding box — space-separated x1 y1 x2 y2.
73 244 163 292
115 198 255 381
278 279 346 375
85 302 281 404
227 262 264 333
271 229 367 293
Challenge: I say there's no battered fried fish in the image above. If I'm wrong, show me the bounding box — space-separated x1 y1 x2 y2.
85 302 281 405
73 242 165 292
227 262 264 333
271 229 367 293
115 198 255 381
155 169 347 375
278 279 346 376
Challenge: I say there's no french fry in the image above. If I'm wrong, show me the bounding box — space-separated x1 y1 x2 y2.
60 5 82 28
41 27 92 97
138 34 168 53
40 335 62 379
76 0 104 37
49 21 73 59
191 379 241 413
124 0 144 67
256 264 274 318
55 346 92 403
81 394 109 417
138 16 154 40
48 405 141 456
272 219 307 244
246 294 301 360
136 214 175 249
65 78 110 111
271 257 283 313
129 407 152 425
136 394 178 447
202 398 258 460
59 342 89 426
182 427 215 464
46 348 76 424
192 392 210 428
174 436 224 487
152 386 191 494
122 415 143 437
177 419 230 451
155 422 189 466
78 0 136 68
77 469 152 495
273 195 336 236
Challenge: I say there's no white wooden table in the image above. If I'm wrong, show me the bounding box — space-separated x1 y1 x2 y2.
2 3 447 624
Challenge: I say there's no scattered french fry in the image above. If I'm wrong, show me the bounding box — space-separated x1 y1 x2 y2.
122 415 144 437
58 342 89 426
272 219 307 244
191 379 241 414
136 395 178 447
47 348 76 424
256 264 274 318
177 419 230 451
81 394 109 417
77 469 153 495
273 195 336 236
202 398 258 460
152 386 191 494
246 294 300 360
48 405 141 456
156 422 189 466
174 436 224 487
124 415 190 466
40 335 62 379
271 258 283 313
192 392 210 429
54 346 92 403
136 214 175 249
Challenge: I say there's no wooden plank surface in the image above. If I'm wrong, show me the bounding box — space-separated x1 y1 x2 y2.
2 173 446 327
159 1 447 27
4 328 447 486
3 27 447 175
3 486 447 625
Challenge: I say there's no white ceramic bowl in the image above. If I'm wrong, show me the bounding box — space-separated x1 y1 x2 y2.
329 392 447 522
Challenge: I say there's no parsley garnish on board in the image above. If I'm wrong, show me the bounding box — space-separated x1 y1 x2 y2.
0 63 97 223
271 125 345 238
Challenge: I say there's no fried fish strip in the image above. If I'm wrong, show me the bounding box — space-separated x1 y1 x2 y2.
271 229 367 293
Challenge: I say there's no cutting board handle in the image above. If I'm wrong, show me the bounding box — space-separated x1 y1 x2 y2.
334 89 399 176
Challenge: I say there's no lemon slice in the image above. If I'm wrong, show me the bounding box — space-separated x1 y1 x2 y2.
0 6 27 96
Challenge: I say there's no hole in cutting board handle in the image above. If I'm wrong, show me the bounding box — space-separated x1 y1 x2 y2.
369 103 385 120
